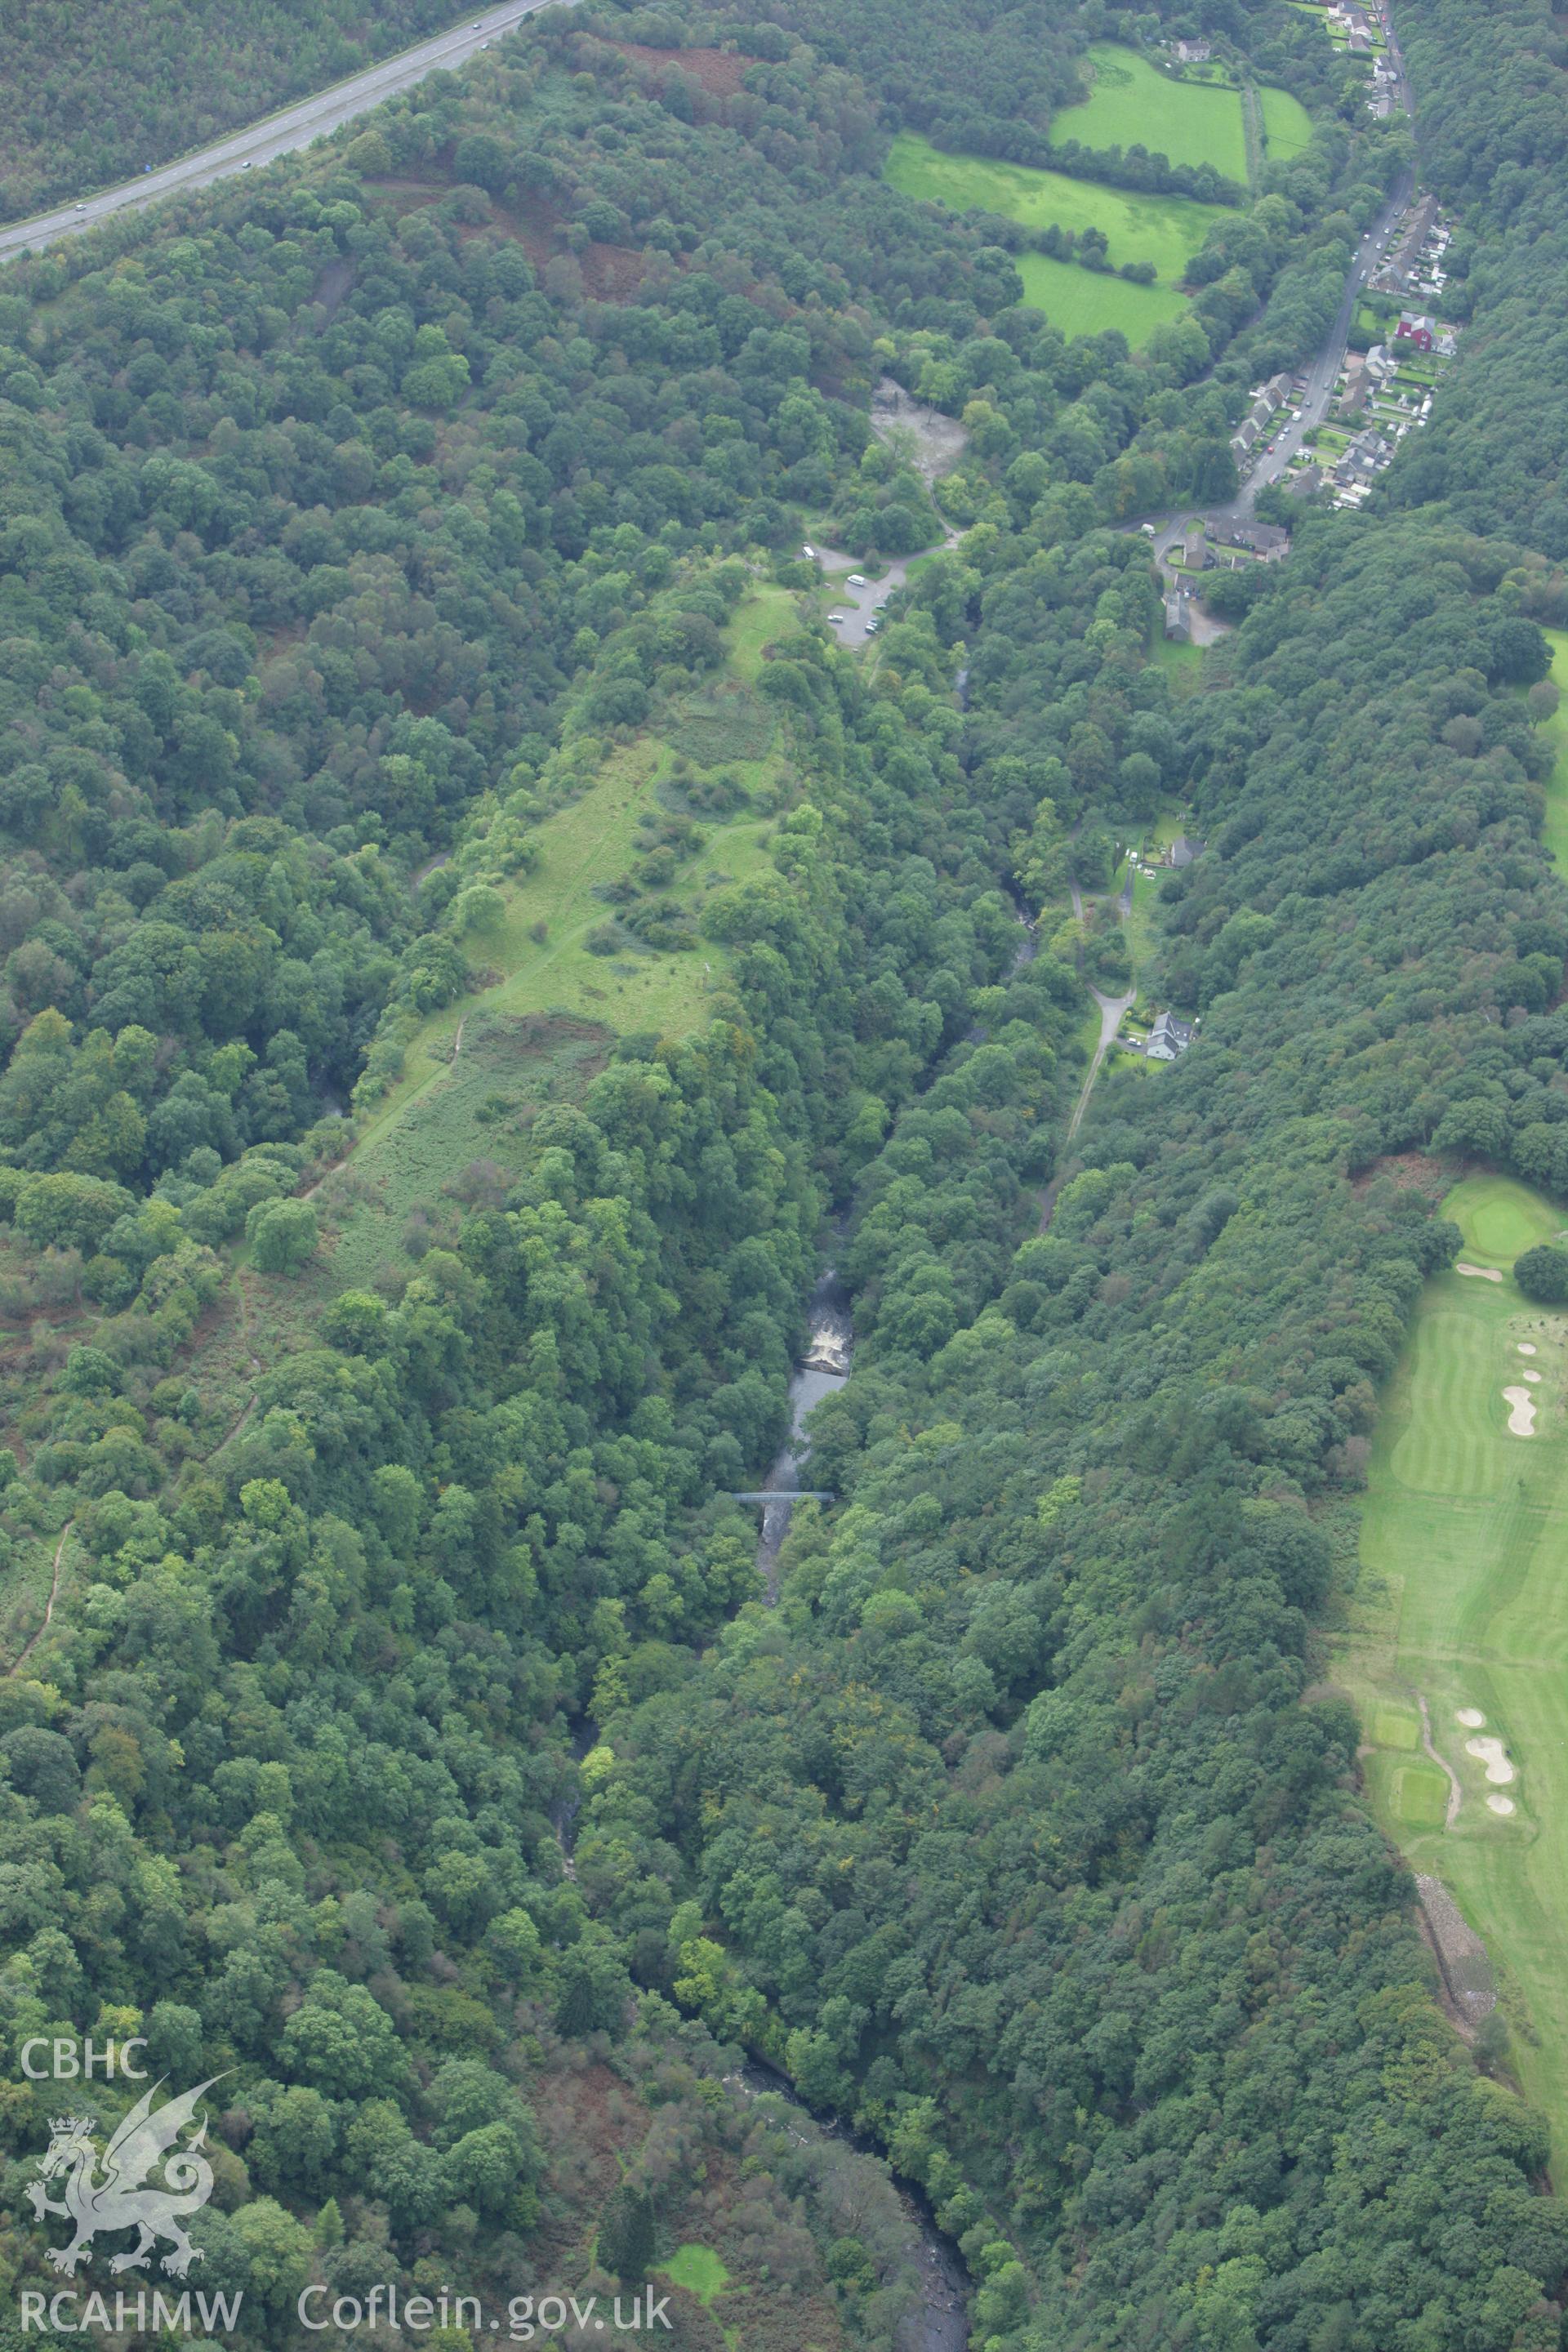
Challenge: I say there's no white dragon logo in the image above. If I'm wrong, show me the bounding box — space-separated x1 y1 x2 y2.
26 2076 226 2278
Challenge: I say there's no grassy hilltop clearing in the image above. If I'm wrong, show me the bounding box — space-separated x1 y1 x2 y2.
314 582 798 1292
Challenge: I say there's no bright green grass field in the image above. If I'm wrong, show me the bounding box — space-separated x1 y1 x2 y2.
1259 82 1315 159
1016 254 1188 343
1535 626 1568 873
881 132 1226 346
1050 44 1250 181
884 133 1229 282
1340 1171 1568 2156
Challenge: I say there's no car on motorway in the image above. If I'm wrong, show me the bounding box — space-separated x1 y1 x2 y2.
74 202 87 212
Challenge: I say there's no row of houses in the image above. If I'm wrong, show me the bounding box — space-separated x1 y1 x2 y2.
1370 194 1446 299
1366 53 1399 116
1312 319 1454 505
1229 372 1295 468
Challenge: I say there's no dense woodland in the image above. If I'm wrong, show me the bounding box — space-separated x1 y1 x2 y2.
0 0 1561 2345
0 2 483 226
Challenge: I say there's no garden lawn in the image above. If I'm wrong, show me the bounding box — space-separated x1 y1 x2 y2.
1147 630 1202 691
884 132 1229 282
1339 1169 1568 2163
1049 43 1249 180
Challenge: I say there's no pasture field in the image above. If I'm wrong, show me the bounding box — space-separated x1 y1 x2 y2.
1259 82 1315 158
884 133 1229 282
1049 44 1250 181
1016 254 1188 343
1340 1170 1568 2156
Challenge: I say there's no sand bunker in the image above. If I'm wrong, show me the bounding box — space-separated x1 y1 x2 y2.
1456 1708 1486 1729
1518 1342 1538 1356
1487 1794 1516 1817
1456 1262 1503 1281
1503 1385 1537 1434
1465 1735 1516 1785
1525 1370 1543 1384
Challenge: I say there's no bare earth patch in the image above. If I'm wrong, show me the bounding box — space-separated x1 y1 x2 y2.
871 374 970 488
1415 1873 1498 2026
611 42 751 94
1351 1150 1450 1197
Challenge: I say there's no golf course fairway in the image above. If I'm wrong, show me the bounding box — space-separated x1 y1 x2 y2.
1342 1169 1568 2156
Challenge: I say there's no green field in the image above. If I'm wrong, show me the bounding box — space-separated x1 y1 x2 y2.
1015 254 1188 342
1341 1170 1568 2155
1536 626 1568 872
1259 82 1316 159
884 134 1229 280
1050 44 1250 181
883 131 1228 346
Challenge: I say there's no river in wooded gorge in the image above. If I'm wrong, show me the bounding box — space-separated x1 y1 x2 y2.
742 1272 972 2352
550 1259 973 2347
753 1264 853 1595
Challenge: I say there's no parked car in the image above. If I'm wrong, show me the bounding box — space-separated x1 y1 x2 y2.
847 572 867 586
